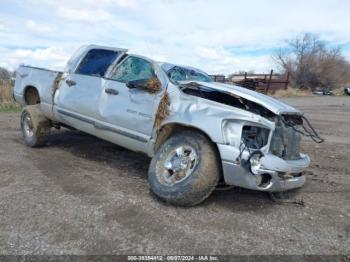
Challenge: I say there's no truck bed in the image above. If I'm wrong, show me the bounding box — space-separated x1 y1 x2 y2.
14 65 63 120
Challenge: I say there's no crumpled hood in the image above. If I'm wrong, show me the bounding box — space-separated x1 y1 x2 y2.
179 80 301 115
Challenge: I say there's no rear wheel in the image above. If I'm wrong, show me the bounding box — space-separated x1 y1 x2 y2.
21 105 51 147
148 130 221 206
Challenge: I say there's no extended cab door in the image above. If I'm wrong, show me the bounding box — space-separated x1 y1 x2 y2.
55 47 125 129
97 55 166 145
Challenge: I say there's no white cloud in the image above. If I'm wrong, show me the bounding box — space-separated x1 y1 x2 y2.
98 0 139 8
0 47 70 71
0 0 349 74
57 7 113 23
25 20 54 33
195 47 223 60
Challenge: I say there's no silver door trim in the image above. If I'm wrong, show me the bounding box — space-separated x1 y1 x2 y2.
57 109 148 143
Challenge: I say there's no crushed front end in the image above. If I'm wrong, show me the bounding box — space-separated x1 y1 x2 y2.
219 114 312 192
176 81 323 192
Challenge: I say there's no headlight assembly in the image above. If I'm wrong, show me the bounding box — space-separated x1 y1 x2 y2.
248 150 264 175
222 120 270 149
248 151 272 188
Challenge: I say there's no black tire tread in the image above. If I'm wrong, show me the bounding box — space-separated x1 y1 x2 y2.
21 105 50 147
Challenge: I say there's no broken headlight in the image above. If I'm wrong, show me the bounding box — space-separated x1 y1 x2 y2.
249 151 263 175
222 121 270 149
242 125 270 149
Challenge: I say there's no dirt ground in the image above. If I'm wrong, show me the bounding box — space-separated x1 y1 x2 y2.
0 96 349 255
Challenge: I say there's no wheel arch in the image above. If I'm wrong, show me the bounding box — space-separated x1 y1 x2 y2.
154 122 216 152
24 85 40 105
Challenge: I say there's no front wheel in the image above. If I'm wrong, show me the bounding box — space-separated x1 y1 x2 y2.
148 130 221 206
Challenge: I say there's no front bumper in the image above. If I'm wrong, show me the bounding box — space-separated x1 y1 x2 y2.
218 144 310 192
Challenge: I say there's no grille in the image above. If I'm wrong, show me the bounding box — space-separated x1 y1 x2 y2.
270 124 301 160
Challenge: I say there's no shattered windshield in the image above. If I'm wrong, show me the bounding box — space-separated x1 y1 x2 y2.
165 65 213 83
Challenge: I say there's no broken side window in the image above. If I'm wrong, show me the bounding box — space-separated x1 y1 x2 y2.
76 49 119 77
111 56 154 83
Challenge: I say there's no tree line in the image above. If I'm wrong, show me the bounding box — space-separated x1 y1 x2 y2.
273 33 350 91
0 67 13 81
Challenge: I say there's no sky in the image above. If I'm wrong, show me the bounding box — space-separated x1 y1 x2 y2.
0 0 350 74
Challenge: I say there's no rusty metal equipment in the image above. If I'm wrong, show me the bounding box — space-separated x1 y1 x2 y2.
210 70 290 94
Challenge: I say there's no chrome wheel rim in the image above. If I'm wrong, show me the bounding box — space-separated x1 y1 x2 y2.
23 113 34 138
157 145 198 186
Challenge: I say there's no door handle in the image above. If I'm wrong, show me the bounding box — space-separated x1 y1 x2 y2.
65 79 76 87
105 88 119 95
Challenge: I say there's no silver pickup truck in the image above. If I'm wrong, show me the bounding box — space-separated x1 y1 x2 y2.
14 45 314 206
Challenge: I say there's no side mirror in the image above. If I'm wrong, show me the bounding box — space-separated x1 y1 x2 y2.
126 79 148 89
126 77 161 93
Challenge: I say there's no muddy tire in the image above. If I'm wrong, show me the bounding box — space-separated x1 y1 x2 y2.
148 130 220 206
20 105 51 147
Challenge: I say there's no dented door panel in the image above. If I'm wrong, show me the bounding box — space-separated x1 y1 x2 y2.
98 55 166 138
99 79 163 137
55 74 103 122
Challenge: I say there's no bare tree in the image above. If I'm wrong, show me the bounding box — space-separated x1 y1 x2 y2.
0 67 12 80
273 33 350 90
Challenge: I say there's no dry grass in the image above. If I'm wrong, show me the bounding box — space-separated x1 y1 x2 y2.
332 87 346 96
0 81 21 112
272 87 312 98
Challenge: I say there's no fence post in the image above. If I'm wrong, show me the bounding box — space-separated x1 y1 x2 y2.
265 70 273 94
285 72 290 89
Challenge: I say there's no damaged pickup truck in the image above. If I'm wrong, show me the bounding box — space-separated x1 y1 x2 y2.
14 45 323 206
